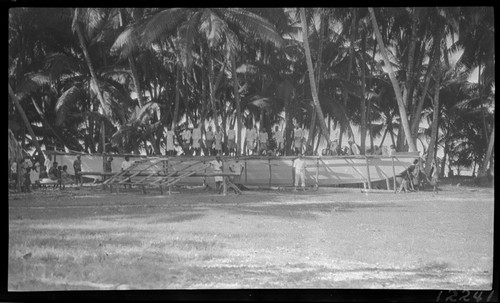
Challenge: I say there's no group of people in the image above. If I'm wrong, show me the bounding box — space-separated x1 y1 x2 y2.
164 122 404 158
397 158 440 193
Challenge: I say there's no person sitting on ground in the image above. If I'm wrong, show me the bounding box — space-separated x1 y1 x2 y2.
205 126 215 156
73 155 82 187
293 153 306 191
60 165 71 190
272 126 284 156
258 128 268 155
227 125 237 156
48 162 59 181
214 126 223 156
181 126 192 156
192 124 202 156
10 161 18 189
373 145 382 156
211 154 224 194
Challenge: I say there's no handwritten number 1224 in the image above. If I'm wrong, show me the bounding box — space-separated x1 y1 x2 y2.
436 291 494 302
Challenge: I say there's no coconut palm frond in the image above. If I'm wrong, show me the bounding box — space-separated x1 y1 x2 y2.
55 85 84 126
142 8 188 45
221 8 284 48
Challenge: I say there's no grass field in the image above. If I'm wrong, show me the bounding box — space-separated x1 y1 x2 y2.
8 177 494 290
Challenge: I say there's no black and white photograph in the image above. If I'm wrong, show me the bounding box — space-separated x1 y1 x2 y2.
7 6 495 299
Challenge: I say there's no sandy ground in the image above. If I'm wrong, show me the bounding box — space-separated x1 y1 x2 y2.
8 182 494 290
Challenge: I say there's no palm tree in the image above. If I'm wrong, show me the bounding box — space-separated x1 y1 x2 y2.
300 8 331 148
368 7 417 152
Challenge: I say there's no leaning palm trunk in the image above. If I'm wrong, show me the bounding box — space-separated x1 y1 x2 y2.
8 84 43 156
231 52 243 156
477 124 494 178
73 9 111 118
425 68 441 176
368 8 417 152
300 8 331 147
339 9 357 148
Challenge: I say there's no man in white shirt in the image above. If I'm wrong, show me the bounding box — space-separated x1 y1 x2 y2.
292 153 306 191
258 129 268 155
272 126 284 156
181 127 192 156
227 125 237 156
192 124 202 156
245 126 257 155
165 126 176 156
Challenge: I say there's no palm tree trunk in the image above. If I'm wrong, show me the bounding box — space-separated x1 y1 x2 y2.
129 55 145 107
8 84 43 156
231 52 243 156
300 8 331 147
410 27 442 138
172 64 181 129
369 7 417 152
339 8 357 148
403 8 420 115
477 123 494 177
425 69 441 176
73 9 111 118
359 28 367 154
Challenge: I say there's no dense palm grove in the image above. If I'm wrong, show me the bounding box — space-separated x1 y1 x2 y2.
8 7 494 178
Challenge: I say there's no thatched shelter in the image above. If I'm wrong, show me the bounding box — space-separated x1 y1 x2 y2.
8 128 23 162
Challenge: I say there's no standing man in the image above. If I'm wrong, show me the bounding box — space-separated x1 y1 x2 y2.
211 154 224 194
181 126 192 156
192 124 202 156
227 125 237 156
205 126 215 156
229 156 244 190
73 155 82 186
165 126 176 156
245 125 257 155
293 124 305 155
258 128 268 155
272 125 284 156
214 126 223 156
292 153 306 191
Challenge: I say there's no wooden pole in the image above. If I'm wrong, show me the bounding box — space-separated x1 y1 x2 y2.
244 159 248 184
101 121 106 174
223 176 227 196
315 158 319 188
365 156 372 189
391 156 397 193
268 159 272 188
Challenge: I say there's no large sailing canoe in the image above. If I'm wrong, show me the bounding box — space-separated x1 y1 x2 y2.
45 151 418 188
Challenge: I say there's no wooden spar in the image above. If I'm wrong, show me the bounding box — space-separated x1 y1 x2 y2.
315 158 319 188
223 176 227 196
365 156 372 189
101 121 106 174
391 156 397 193
244 159 248 183
268 158 272 188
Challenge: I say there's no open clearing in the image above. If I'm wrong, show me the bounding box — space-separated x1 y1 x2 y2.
8 181 494 290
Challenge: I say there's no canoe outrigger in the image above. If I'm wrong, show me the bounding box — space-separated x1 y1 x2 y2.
44 150 419 194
